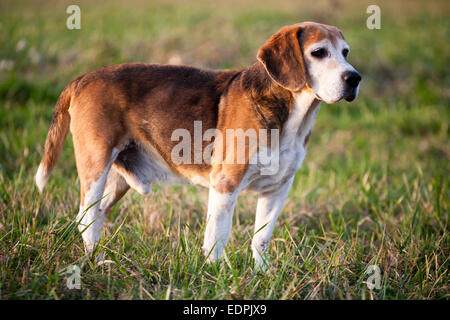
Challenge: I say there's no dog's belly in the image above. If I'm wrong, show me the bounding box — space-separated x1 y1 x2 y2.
114 142 211 193
114 142 182 193
115 133 308 195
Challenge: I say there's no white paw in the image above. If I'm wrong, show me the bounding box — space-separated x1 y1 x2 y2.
202 246 218 262
253 251 271 273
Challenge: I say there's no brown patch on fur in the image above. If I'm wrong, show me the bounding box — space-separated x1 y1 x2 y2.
299 22 344 49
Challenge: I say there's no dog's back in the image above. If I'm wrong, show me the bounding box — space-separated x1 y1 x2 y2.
36 63 240 193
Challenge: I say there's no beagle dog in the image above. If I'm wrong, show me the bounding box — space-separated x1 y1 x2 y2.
35 22 360 269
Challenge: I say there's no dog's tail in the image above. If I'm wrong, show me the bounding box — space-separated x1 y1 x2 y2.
35 82 74 193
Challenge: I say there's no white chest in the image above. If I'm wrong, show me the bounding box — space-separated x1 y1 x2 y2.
245 92 320 193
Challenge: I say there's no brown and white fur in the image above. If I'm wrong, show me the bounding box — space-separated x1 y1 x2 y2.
35 22 361 270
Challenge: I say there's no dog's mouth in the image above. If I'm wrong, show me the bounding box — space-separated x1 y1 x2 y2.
344 93 356 102
309 87 358 104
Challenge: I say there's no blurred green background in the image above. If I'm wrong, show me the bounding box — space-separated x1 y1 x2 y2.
0 0 448 299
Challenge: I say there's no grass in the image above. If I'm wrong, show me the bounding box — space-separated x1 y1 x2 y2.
0 0 448 299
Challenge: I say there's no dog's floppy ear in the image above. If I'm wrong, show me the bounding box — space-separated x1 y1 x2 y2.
257 25 306 91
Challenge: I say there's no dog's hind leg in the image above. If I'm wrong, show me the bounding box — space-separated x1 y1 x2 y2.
75 146 120 254
100 165 130 215
112 144 154 195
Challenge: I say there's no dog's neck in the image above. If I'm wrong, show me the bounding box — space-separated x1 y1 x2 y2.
240 62 292 130
288 89 320 137
282 89 320 149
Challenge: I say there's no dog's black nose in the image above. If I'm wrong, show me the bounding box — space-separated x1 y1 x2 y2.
342 71 361 88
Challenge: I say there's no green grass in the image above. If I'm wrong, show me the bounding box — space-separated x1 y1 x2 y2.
0 0 448 299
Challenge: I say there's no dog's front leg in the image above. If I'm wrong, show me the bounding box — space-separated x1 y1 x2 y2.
202 187 238 263
252 176 294 271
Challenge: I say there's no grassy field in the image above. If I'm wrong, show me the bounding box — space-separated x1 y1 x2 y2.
0 0 448 299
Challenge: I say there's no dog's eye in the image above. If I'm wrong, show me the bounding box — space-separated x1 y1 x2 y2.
311 48 327 58
342 48 349 58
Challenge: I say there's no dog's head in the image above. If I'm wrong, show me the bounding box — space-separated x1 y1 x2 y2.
257 22 361 103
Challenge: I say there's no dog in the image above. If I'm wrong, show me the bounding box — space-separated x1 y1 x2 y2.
35 22 360 270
